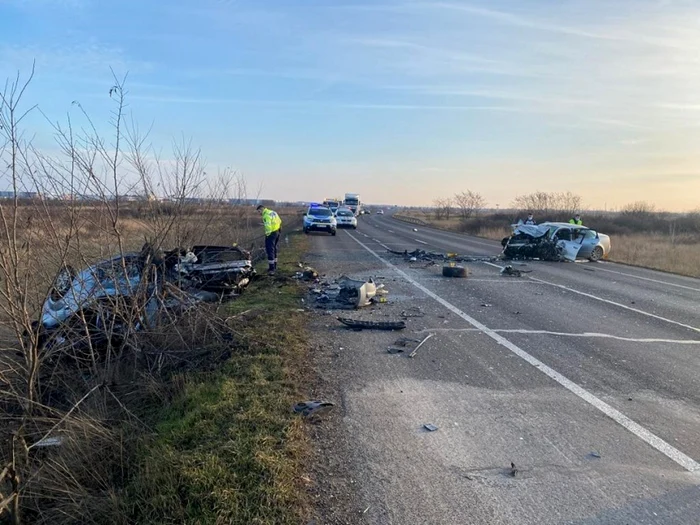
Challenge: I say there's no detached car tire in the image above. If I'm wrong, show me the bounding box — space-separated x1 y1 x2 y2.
442 265 467 278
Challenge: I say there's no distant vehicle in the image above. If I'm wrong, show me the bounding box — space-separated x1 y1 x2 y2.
502 222 611 262
323 198 341 213
344 193 361 216
335 207 358 229
376 209 384 215
304 204 337 235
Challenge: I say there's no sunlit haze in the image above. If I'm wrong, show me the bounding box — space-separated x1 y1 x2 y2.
2 0 700 210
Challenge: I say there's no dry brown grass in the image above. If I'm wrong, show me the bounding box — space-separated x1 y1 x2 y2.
608 234 700 277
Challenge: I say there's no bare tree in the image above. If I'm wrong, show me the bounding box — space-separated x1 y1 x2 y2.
512 191 582 217
453 190 486 219
433 197 453 220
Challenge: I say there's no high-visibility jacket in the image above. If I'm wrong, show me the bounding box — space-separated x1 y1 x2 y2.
262 208 282 236
569 218 582 225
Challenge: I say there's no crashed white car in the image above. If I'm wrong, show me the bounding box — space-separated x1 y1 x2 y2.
502 222 611 262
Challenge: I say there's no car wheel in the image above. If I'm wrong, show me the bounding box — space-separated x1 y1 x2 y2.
353 226 357 229
589 245 604 262
331 230 337 236
442 265 467 278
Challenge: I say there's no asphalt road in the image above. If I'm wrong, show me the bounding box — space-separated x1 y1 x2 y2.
306 212 700 525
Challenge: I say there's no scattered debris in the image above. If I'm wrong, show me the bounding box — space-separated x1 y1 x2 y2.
481 303 492 307
394 336 421 346
500 265 532 277
409 333 435 358
337 318 406 331
292 400 335 418
387 248 500 264
509 462 518 477
442 265 467 278
387 347 405 354
311 275 390 310
294 266 320 280
423 423 439 432
413 228 419 232
587 451 601 459
400 307 425 318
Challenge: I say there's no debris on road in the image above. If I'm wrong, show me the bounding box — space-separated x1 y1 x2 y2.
310 275 390 310
500 265 532 277
292 400 335 418
442 265 467 278
481 303 493 307
423 423 439 432
509 462 518 477
400 307 425 318
337 318 406 331
408 333 435 358
394 336 421 346
388 248 500 264
587 451 602 459
387 347 405 354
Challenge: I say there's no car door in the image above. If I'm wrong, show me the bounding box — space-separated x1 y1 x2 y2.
576 229 598 258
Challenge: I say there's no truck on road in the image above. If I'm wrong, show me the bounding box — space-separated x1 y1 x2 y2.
344 193 361 216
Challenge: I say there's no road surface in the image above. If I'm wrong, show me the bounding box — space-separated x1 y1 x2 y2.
305 212 700 525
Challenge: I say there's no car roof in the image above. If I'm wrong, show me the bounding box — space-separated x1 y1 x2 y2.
540 221 590 229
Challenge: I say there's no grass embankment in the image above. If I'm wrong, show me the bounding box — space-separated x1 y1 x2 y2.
123 232 312 525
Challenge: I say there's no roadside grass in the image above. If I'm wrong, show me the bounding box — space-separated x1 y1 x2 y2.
122 231 312 525
607 234 700 278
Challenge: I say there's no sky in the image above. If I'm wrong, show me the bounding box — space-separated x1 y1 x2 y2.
2 0 700 211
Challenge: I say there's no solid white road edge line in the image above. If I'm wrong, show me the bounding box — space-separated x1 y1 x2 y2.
346 231 700 474
595 266 700 293
482 261 700 335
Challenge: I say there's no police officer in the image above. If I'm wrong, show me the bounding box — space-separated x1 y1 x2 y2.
569 213 583 226
257 204 282 275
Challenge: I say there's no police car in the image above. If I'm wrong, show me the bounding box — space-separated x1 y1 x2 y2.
303 204 337 236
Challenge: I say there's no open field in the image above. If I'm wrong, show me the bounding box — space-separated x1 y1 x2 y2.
394 210 700 278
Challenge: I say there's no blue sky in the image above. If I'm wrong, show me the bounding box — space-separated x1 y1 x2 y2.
2 0 700 210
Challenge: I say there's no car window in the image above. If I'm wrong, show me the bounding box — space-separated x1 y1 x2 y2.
580 229 597 240
337 210 353 216
309 207 332 217
555 228 572 241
